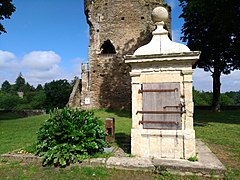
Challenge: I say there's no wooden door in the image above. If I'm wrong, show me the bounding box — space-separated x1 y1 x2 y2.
139 83 182 130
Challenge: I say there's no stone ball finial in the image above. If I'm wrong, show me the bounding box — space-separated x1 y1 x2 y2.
151 6 169 23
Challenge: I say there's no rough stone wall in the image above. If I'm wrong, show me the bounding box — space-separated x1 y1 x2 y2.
81 0 171 110
67 78 82 108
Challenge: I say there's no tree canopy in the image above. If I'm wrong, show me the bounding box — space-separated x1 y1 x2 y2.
179 0 240 111
0 0 16 34
0 75 73 110
1 80 11 92
44 80 72 110
15 73 25 92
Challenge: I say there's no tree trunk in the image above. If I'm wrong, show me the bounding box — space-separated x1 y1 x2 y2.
212 69 221 112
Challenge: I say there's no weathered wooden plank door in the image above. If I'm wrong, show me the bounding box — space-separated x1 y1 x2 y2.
140 82 182 130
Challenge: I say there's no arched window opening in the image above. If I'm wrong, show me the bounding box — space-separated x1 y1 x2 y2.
100 40 116 54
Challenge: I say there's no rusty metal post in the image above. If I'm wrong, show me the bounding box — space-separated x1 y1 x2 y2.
105 118 115 143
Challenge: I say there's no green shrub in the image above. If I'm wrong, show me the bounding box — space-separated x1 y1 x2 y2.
0 93 21 109
36 108 106 167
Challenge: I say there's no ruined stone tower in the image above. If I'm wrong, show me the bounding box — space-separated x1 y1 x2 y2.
69 0 171 110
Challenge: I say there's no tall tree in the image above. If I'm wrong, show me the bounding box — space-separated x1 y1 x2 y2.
179 0 240 111
0 0 16 34
36 84 43 91
1 80 11 92
22 82 35 92
44 79 72 110
15 73 25 92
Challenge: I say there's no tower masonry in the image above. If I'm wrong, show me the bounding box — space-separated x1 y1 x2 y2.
69 0 171 110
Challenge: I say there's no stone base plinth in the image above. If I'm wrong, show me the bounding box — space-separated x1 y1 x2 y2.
131 129 196 159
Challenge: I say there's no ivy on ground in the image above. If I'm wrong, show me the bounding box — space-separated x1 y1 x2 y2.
36 108 106 167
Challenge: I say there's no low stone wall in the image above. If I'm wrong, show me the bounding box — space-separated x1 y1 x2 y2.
195 106 240 111
0 109 46 117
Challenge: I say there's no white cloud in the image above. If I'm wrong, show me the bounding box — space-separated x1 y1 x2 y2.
0 50 20 85
22 51 63 85
27 64 61 80
0 50 87 87
22 51 61 70
0 50 18 69
24 65 64 86
221 70 240 92
193 68 212 92
193 68 240 92
0 50 63 86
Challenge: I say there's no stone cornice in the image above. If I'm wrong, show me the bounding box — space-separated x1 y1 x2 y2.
125 51 201 65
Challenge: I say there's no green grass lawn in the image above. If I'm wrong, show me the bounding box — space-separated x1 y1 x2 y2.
0 109 239 179
0 114 49 154
194 110 240 178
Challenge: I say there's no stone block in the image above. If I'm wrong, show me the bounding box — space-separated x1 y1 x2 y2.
185 102 194 119
185 116 194 130
183 83 193 101
131 129 142 156
89 158 106 166
161 136 176 158
131 76 140 84
180 82 184 96
131 129 195 160
183 131 196 159
140 72 182 83
183 74 193 82
106 157 155 170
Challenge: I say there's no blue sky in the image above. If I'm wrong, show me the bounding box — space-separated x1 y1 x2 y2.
0 0 239 92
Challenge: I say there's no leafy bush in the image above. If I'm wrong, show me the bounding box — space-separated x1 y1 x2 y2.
36 108 106 167
220 94 235 106
0 93 21 109
44 80 72 110
17 91 46 110
193 89 212 106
